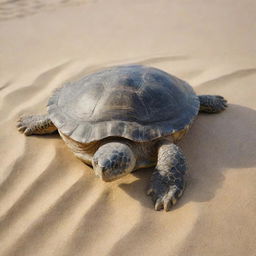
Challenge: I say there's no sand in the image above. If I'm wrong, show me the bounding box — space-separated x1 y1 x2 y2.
0 0 256 255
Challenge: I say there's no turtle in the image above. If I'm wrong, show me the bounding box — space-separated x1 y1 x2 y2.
17 65 227 211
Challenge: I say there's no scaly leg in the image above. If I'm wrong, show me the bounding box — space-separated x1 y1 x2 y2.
147 141 186 211
17 114 57 135
199 95 227 113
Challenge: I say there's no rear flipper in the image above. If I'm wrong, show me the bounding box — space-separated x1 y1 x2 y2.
199 95 228 113
17 114 57 135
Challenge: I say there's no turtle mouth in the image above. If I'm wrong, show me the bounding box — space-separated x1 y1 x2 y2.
101 175 124 182
94 166 129 182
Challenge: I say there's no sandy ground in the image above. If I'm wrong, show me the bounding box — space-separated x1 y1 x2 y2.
0 0 256 255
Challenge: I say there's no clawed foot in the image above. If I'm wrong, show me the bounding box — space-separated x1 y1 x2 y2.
213 95 228 112
17 115 36 135
147 171 185 211
199 95 228 113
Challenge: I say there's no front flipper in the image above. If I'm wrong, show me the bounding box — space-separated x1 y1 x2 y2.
147 142 186 211
17 114 57 135
199 95 228 113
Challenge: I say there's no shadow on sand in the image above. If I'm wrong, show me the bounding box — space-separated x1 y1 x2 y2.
119 104 256 210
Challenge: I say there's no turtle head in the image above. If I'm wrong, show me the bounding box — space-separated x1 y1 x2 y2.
92 142 136 182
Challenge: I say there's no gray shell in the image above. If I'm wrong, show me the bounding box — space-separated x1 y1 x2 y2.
47 65 200 143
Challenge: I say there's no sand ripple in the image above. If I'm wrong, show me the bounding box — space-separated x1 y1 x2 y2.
1 1 256 254
0 0 89 21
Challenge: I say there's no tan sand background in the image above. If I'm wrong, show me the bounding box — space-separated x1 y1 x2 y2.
0 0 256 255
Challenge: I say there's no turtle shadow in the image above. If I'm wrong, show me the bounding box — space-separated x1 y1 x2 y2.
21 104 256 211
119 104 256 210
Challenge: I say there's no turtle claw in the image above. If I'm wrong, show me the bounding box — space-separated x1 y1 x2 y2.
17 116 34 136
148 172 184 211
199 95 228 113
163 198 172 211
211 96 228 112
155 198 164 211
216 96 228 109
17 114 57 136
17 126 25 131
151 186 180 211
24 128 33 136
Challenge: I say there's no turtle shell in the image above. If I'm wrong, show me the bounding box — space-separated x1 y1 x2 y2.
47 65 200 143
